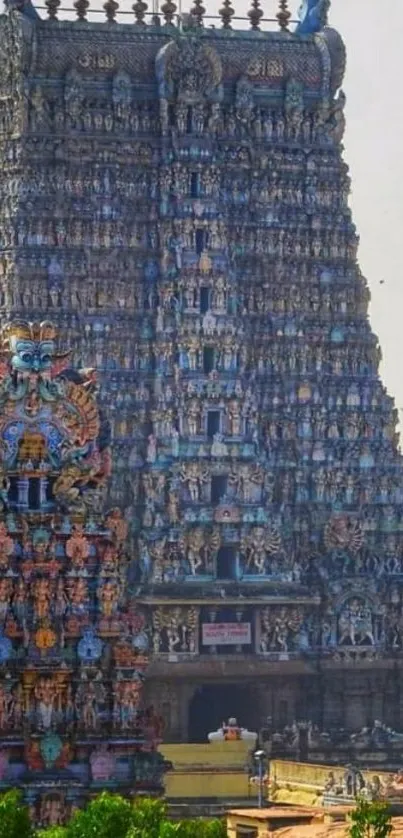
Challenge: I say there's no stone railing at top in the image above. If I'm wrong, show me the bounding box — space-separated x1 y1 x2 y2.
29 0 299 30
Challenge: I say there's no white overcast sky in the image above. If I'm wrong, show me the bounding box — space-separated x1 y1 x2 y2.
2 0 403 410
320 0 403 416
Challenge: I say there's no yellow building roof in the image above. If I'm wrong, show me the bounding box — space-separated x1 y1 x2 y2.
227 806 320 821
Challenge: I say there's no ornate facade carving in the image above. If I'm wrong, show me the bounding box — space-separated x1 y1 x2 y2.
0 320 168 823
0 1 400 753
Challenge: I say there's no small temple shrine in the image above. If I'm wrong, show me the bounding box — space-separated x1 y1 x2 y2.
0 320 167 826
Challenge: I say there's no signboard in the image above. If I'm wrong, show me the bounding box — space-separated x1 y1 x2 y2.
201 622 251 646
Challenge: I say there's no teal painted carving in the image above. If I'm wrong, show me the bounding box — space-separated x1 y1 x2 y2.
40 732 63 769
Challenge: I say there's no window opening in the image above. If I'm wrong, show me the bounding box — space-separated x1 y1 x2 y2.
200 286 210 313
207 410 221 439
211 474 227 505
8 477 18 507
168 104 175 127
190 172 199 198
196 229 205 255
216 546 236 580
203 346 215 373
28 478 41 511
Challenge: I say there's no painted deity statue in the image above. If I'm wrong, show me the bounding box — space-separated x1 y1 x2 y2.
0 320 111 499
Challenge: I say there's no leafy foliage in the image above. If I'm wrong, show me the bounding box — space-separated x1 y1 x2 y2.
154 818 226 838
349 798 393 838
0 789 33 838
0 792 225 838
128 797 167 838
66 792 137 838
37 829 67 838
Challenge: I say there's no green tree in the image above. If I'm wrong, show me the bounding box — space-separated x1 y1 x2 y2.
156 817 226 838
0 789 33 838
38 795 226 838
37 828 67 838
129 797 167 838
66 792 136 838
349 798 393 838
199 820 226 838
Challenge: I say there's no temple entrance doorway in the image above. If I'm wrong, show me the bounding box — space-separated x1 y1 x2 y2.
187 682 256 743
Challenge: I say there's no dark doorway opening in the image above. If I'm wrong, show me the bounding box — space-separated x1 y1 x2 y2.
207 410 221 439
203 346 215 373
196 229 205 254
28 478 41 511
8 476 18 507
200 286 211 313
216 546 236 580
211 474 227 505
46 476 56 505
190 172 199 199
188 683 256 743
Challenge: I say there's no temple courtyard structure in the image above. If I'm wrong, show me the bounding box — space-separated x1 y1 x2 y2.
0 0 401 820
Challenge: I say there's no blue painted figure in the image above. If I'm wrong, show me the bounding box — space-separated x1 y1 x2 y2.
295 0 330 34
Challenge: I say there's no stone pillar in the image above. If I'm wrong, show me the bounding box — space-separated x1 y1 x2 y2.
143 680 180 743
322 677 344 729
371 680 385 724
343 676 372 730
381 671 399 729
272 678 299 728
254 681 273 728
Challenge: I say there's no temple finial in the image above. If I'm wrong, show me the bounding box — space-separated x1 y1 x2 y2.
219 0 234 28
132 0 147 24
104 0 118 21
248 0 263 30
45 0 60 19
190 0 205 26
74 0 89 20
277 0 291 31
161 0 176 25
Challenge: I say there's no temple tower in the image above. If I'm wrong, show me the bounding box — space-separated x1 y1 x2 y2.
0 0 402 747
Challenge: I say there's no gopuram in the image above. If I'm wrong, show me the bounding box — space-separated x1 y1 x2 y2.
0 319 168 824
0 0 402 756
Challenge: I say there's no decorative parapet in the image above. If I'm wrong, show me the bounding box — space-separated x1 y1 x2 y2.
5 0 300 29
